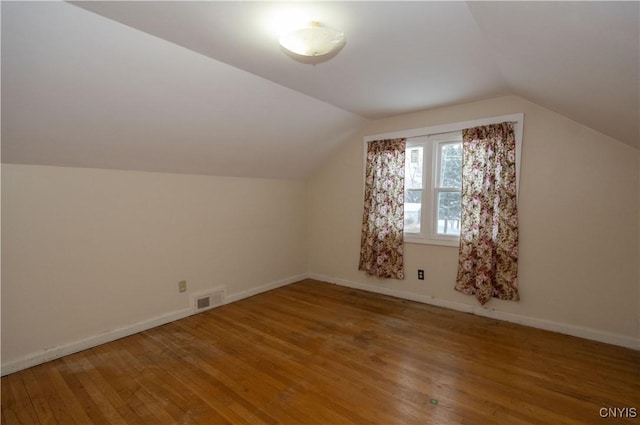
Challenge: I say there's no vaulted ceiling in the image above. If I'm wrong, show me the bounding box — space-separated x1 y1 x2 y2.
2 1 638 179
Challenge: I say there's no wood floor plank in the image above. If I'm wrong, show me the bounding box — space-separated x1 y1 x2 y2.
62 352 128 425
194 314 372 425
46 362 95 424
137 327 277 425
29 361 79 424
145 322 298 425
123 332 251 425
89 341 178 425
1 373 40 425
20 368 60 425
2 279 639 424
230 291 527 423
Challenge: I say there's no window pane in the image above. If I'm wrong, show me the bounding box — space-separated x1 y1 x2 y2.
404 190 422 233
439 143 462 188
437 191 461 235
405 147 423 190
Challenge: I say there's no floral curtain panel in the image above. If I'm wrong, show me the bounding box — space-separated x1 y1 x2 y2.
359 138 406 279
455 123 519 304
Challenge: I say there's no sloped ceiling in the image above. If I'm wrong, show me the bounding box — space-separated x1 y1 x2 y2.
2 1 638 180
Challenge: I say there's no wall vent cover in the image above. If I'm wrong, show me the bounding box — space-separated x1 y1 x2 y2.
192 288 225 313
196 297 210 310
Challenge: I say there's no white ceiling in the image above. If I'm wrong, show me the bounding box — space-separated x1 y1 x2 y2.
2 1 638 180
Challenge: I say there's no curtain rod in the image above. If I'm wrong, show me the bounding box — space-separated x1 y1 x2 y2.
364 114 523 143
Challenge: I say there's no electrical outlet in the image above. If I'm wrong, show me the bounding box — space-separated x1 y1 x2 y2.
418 269 424 280
178 280 187 293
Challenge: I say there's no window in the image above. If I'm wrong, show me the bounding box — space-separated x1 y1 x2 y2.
363 113 523 247
404 131 462 245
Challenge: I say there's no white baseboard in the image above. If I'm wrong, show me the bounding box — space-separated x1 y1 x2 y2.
1 274 308 376
225 274 308 304
308 273 640 351
1 307 194 377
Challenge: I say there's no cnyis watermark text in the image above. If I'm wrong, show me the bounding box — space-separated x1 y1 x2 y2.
599 407 637 419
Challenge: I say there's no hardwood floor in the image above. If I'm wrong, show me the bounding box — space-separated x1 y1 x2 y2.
2 279 639 424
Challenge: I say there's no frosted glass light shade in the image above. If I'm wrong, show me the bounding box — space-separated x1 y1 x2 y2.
279 22 345 57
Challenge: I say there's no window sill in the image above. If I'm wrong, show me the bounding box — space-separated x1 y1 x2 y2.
404 235 460 248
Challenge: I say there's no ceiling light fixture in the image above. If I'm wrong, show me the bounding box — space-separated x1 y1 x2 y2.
279 21 345 58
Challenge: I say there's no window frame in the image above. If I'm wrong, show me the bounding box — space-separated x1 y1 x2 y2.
363 113 524 247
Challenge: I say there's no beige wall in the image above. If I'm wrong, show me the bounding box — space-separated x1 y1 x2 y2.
1 164 307 366
308 95 640 342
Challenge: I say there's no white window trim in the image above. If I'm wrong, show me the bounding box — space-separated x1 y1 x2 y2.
363 113 524 248
407 132 463 246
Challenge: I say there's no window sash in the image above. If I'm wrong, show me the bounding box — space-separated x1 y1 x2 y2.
436 141 462 190
404 188 423 234
405 137 429 239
